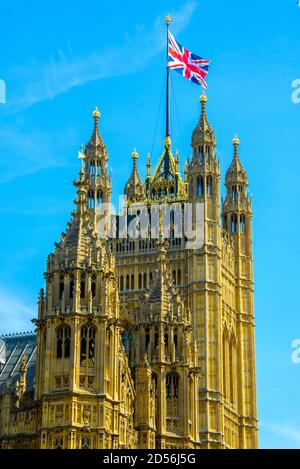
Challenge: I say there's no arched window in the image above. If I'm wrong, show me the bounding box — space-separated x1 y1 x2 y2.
88 190 95 209
143 273 147 289
81 437 90 449
131 274 134 290
145 328 150 351
91 280 96 299
59 277 64 300
149 272 153 285
154 331 159 350
54 437 63 449
206 147 210 163
96 190 103 206
138 273 142 290
197 176 204 196
174 333 178 353
206 176 213 196
80 325 96 368
231 214 238 233
172 270 176 285
166 373 179 433
177 269 182 285
126 274 130 290
90 160 95 176
240 214 246 233
56 325 71 359
69 278 74 299
198 146 203 164
164 333 169 348
120 276 124 291
80 278 85 299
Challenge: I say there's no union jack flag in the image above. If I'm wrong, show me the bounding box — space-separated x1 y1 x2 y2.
167 31 210 88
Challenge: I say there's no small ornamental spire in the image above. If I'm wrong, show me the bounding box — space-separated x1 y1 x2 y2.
225 134 248 186
19 353 27 400
199 91 208 125
232 134 240 157
147 153 151 177
124 148 144 202
200 90 208 105
93 106 101 120
132 147 138 167
192 92 215 148
175 150 179 173
232 134 240 162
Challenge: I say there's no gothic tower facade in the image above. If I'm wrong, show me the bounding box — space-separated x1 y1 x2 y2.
0 96 258 449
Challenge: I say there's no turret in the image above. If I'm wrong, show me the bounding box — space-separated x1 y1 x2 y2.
124 149 145 203
83 107 112 229
222 136 252 249
186 92 220 223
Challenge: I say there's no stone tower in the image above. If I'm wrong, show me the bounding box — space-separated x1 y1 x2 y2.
0 110 136 449
0 97 258 449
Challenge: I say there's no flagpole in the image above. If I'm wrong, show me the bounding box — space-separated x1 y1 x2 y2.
165 15 171 141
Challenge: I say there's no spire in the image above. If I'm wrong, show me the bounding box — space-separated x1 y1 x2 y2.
19 353 27 400
54 165 96 264
225 135 248 186
146 153 151 178
192 92 216 147
124 148 145 202
85 106 107 162
83 107 111 209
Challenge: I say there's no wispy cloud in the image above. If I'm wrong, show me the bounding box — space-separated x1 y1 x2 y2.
261 421 300 448
0 286 35 335
8 1 197 110
0 124 76 182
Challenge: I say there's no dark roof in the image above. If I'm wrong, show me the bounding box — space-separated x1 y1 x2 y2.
0 332 36 394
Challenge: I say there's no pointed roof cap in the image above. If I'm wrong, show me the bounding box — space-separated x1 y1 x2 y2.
124 148 145 202
85 106 107 160
225 135 248 186
192 92 216 146
141 238 189 323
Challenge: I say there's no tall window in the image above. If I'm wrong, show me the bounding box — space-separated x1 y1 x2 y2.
206 176 213 196
59 276 64 300
80 275 85 299
69 277 74 299
56 325 71 359
80 325 96 368
91 279 96 299
166 373 179 433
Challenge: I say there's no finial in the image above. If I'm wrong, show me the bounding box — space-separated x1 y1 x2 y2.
132 148 138 160
147 153 151 177
232 134 240 146
166 14 171 25
200 91 208 104
165 135 171 147
92 106 100 119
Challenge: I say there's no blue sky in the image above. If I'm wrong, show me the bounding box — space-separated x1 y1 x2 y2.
0 0 300 449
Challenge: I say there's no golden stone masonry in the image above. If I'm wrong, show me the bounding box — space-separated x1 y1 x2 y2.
0 94 258 449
